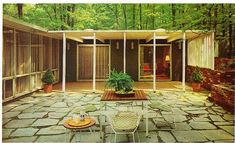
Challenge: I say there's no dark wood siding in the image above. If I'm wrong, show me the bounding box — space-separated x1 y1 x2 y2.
110 40 124 72
126 40 138 81
66 40 77 82
172 42 182 81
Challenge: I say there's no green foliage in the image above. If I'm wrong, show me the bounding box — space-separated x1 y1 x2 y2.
3 4 235 57
191 66 204 83
106 70 134 92
41 69 55 84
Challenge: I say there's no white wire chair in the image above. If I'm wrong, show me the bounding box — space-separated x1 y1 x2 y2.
106 111 142 143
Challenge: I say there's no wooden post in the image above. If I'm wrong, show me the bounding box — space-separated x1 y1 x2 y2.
13 28 17 97
153 32 156 92
62 32 66 92
212 32 215 70
123 32 126 73
93 33 96 92
182 32 186 91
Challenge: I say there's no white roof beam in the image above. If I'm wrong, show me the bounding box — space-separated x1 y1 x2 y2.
96 36 105 43
145 34 154 43
66 35 83 43
167 35 182 42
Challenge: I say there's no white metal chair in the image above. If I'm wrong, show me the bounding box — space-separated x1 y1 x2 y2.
106 111 142 143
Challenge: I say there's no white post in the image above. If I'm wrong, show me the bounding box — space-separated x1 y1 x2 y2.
153 32 156 92
212 32 215 70
62 32 66 92
123 32 126 73
182 32 186 91
93 33 96 92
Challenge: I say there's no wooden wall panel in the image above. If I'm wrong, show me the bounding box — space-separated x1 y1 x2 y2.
78 46 93 79
3 27 14 77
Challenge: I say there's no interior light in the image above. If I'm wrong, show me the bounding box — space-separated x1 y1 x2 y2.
131 41 134 50
116 41 119 50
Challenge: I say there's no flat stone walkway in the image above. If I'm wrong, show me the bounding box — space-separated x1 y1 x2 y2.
2 90 235 143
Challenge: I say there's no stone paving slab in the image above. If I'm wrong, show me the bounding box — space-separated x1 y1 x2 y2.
32 118 59 127
219 126 234 135
3 118 11 125
11 104 34 111
10 128 39 137
209 115 225 121
158 131 176 142
36 126 66 135
3 136 38 143
35 134 67 143
5 119 36 128
172 130 208 142
189 121 217 129
51 102 68 108
3 129 14 139
17 112 48 119
199 130 234 141
48 112 68 118
174 122 192 130
3 111 21 119
163 114 187 123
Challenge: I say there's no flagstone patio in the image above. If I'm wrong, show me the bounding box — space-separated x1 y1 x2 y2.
2 90 235 143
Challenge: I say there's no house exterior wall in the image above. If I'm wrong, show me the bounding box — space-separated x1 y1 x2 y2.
73 39 183 82
2 25 61 102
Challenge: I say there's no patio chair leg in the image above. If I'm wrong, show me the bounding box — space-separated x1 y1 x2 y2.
136 131 140 142
132 133 135 143
114 134 117 143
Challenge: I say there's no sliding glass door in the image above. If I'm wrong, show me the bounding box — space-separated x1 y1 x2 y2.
139 45 171 81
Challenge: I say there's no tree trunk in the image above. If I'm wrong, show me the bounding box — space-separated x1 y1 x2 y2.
221 4 226 37
228 4 233 58
122 5 127 29
17 4 23 18
115 5 120 29
132 4 136 29
172 4 176 28
139 4 142 30
213 4 218 32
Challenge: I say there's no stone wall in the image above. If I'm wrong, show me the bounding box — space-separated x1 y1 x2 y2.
209 84 235 113
187 58 235 90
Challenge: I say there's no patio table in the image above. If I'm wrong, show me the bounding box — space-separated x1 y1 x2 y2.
100 90 149 137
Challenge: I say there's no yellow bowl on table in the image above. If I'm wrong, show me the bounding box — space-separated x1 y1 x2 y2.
66 118 91 127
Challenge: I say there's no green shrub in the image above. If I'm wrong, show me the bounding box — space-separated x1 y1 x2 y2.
41 69 55 84
191 66 204 83
106 70 133 92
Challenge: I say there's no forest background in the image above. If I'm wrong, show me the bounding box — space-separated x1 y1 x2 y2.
3 4 235 58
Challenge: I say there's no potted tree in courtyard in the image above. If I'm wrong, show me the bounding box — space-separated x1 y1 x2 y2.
41 69 55 93
191 66 204 92
106 70 134 96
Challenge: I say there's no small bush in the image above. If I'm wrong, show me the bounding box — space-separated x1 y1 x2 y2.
41 69 55 84
191 66 204 83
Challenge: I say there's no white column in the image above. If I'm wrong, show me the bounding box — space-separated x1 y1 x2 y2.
153 32 156 92
182 32 186 91
62 32 66 92
93 33 96 92
123 32 126 73
212 32 215 70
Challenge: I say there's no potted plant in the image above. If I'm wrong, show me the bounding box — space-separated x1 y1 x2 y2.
41 69 55 93
191 66 204 92
106 70 134 96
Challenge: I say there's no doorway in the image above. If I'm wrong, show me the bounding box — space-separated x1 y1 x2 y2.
139 44 171 81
